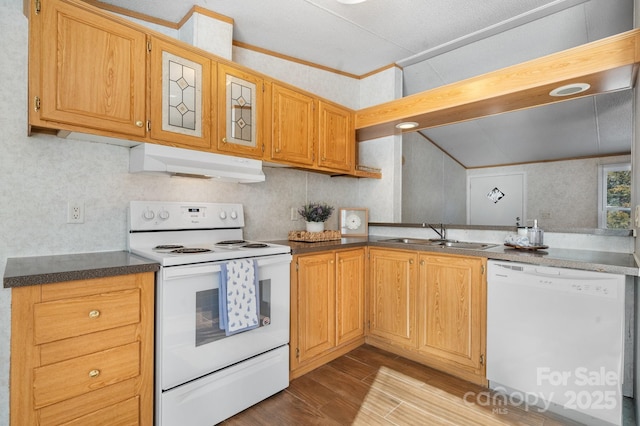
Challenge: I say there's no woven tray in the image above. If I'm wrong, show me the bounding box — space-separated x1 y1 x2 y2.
288 230 342 242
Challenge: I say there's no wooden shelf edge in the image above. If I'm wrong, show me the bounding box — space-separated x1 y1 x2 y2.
355 29 640 141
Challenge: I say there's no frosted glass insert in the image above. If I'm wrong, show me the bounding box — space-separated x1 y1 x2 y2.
225 74 256 148
162 51 202 137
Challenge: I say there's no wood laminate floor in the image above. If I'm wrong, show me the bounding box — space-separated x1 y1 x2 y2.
224 345 585 425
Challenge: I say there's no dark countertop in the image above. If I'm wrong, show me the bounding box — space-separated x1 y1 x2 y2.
271 236 639 276
4 251 160 288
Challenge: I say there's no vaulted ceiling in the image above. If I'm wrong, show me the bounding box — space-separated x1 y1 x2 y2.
95 0 634 167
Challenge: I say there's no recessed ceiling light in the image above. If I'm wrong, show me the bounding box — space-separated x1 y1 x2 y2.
336 0 367 4
395 121 419 130
549 83 590 97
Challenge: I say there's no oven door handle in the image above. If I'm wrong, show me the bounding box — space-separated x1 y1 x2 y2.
164 264 222 280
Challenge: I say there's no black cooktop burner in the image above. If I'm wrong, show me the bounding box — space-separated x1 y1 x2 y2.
154 244 184 250
171 248 212 254
243 243 269 248
216 240 246 245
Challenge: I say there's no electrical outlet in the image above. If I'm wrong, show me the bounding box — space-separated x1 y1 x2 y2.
67 201 85 224
290 207 298 221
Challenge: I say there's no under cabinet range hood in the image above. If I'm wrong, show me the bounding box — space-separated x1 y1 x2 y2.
129 144 265 183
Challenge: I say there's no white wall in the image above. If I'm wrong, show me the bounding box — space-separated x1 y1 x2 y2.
467 155 631 229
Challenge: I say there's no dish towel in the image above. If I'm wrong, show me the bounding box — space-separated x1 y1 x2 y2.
219 259 260 336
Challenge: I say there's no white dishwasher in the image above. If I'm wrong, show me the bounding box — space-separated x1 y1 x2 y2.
487 260 625 426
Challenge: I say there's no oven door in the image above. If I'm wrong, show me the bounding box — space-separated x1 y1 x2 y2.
158 253 291 390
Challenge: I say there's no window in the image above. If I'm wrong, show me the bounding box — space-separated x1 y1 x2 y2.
598 163 631 229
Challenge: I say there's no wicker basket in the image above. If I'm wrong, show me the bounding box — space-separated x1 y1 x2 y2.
288 230 342 242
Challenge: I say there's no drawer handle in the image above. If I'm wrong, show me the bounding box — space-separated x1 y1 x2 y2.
88 310 101 319
89 369 100 378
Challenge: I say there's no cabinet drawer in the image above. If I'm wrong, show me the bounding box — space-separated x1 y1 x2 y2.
33 342 140 408
56 396 139 426
34 289 140 344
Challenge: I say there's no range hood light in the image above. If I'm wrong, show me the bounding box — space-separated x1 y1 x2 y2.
395 121 419 130
549 83 590 97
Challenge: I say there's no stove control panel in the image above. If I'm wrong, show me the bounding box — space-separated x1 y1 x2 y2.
130 201 245 231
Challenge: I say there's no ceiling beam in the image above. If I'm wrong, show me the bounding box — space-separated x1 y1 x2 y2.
355 29 640 141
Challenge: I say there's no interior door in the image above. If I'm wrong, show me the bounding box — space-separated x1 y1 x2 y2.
468 172 526 226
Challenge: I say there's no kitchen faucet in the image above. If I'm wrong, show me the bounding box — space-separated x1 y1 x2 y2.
425 223 447 241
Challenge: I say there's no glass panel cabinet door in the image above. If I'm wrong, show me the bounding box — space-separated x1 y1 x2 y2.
150 37 213 150
217 63 264 158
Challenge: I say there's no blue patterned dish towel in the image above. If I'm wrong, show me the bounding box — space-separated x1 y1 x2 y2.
219 259 260 336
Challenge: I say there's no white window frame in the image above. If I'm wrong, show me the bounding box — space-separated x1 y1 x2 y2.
597 163 631 229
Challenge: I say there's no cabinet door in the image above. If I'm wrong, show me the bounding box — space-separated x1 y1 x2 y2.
150 37 213 150
317 101 354 173
38 0 146 137
296 253 336 364
418 254 486 371
368 249 418 347
217 63 264 158
270 84 315 166
336 249 365 345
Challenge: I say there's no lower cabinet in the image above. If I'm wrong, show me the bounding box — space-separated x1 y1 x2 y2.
368 248 487 385
10 273 155 425
290 248 365 378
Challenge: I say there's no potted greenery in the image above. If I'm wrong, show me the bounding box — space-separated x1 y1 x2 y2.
298 202 334 232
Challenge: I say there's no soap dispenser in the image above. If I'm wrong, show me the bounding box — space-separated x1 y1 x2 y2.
527 219 544 246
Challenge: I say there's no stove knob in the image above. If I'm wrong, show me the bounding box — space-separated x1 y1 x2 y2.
230 211 238 220
158 210 170 220
219 211 227 220
142 209 155 221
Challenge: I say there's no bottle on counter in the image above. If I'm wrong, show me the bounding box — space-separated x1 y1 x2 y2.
527 219 544 246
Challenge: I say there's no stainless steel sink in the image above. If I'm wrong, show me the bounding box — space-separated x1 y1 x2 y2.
439 241 497 250
379 237 437 245
379 238 496 250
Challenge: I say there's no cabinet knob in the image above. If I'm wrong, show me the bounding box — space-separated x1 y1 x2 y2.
88 369 100 378
222 138 227 144
88 310 100 319
275 148 281 153
409 259 414 264
420 260 425 266
135 120 144 128
321 157 326 161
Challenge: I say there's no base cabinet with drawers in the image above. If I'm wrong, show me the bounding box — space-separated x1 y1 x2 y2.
10 272 155 425
290 248 366 378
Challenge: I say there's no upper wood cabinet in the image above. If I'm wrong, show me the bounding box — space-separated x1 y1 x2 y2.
368 248 418 348
32 0 147 137
149 37 213 150
27 0 380 178
317 101 355 173
417 254 486 377
216 63 265 158
269 83 316 166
